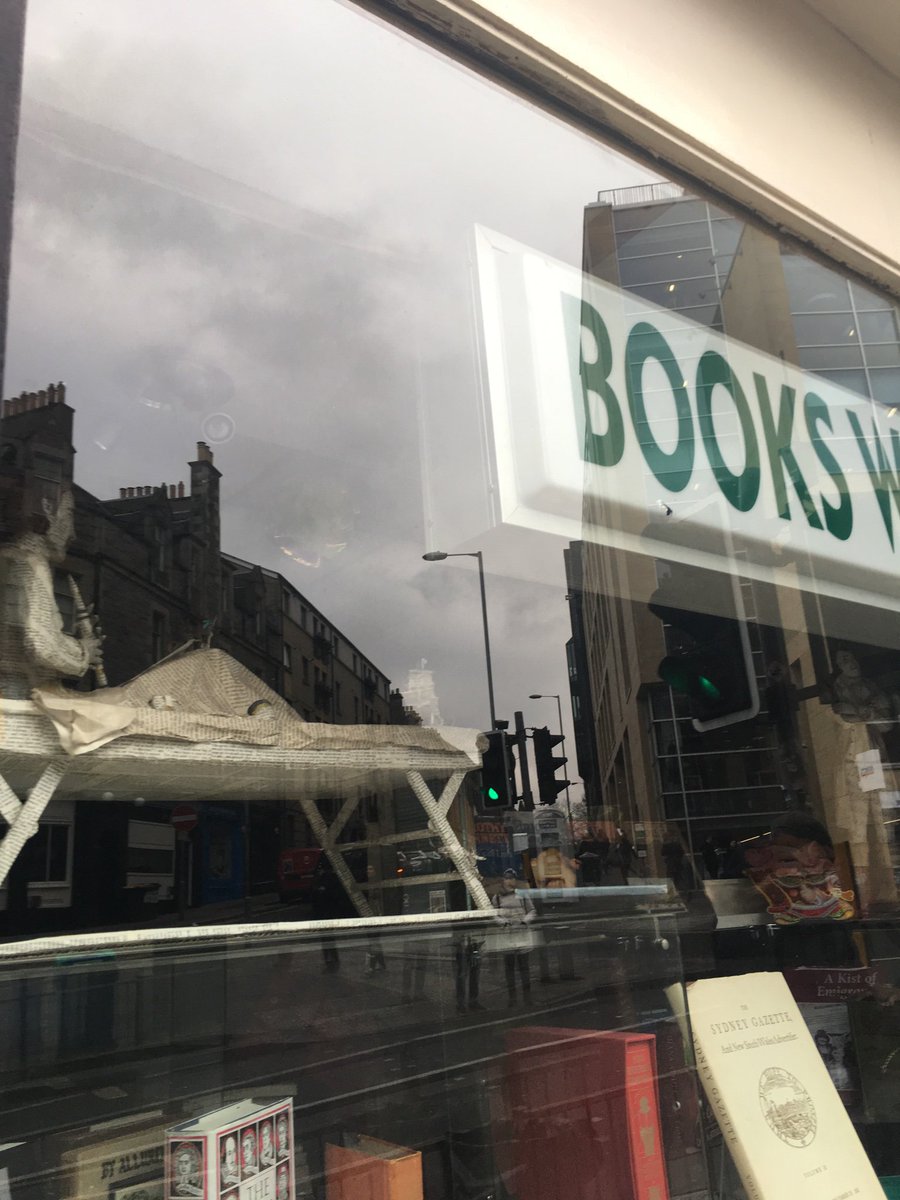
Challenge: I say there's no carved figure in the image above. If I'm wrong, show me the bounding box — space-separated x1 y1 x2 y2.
0 487 490 919
0 489 103 698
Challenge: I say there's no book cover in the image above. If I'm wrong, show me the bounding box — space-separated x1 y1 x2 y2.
324 1135 423 1200
797 1002 858 1106
0 1141 35 1200
678 972 883 1200
742 833 854 925
166 1099 294 1200
651 1021 706 1197
847 994 900 1122
784 966 878 1004
502 1026 669 1200
60 1114 167 1200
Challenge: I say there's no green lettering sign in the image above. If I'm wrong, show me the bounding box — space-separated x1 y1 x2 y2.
804 393 852 541
625 322 694 492
695 351 760 512
754 374 823 530
846 412 900 550
561 295 625 467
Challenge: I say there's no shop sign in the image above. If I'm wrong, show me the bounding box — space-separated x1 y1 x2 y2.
475 225 900 611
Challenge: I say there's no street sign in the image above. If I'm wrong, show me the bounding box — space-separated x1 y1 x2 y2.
171 804 198 832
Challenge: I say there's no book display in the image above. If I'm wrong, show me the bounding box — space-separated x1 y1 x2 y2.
848 995 900 1123
680 972 886 1200
165 1101 295 1200
500 1026 670 1200
324 1136 423 1200
6 892 900 1200
60 1116 168 1200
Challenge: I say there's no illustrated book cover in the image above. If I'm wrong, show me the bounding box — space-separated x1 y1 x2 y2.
166 1098 294 1200
675 972 883 1200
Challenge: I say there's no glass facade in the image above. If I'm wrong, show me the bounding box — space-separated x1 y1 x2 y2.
2 3 900 1199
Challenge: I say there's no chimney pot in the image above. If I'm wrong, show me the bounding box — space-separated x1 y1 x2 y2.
169 484 176 499
178 481 185 498
127 487 135 498
119 488 126 499
37 390 47 407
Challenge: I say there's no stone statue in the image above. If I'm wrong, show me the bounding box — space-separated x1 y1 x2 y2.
832 649 899 726
0 488 103 698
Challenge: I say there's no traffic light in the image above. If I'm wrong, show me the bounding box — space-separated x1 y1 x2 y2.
533 725 568 804
479 729 517 810
648 560 759 730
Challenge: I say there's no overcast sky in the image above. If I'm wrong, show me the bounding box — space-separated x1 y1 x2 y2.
5 0 660 768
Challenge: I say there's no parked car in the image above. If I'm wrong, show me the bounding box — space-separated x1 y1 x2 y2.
277 847 322 903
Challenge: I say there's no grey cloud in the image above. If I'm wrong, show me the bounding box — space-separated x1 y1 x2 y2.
8 0 660 742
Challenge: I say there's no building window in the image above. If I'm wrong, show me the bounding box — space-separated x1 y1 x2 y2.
282 642 292 670
152 611 166 662
153 525 166 577
302 657 309 684
27 822 70 883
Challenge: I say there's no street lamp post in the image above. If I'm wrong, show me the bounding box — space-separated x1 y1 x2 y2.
423 550 496 729
529 692 574 835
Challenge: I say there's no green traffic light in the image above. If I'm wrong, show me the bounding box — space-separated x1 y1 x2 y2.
698 676 721 699
487 787 500 800
659 658 721 700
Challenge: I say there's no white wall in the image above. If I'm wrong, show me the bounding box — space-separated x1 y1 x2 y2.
376 0 900 294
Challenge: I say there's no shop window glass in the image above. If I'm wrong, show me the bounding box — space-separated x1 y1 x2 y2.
1 4 900 1198
859 309 900 343
796 343 864 370
851 280 897 311
617 247 717 287
783 254 853 311
792 312 860 345
863 343 900 370
628 275 720 310
614 218 711 258
710 218 743 257
869 366 900 407
812 367 870 395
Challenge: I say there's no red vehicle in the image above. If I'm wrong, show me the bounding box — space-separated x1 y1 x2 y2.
277 848 322 902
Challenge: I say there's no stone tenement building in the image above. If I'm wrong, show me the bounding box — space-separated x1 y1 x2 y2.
0 384 397 932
